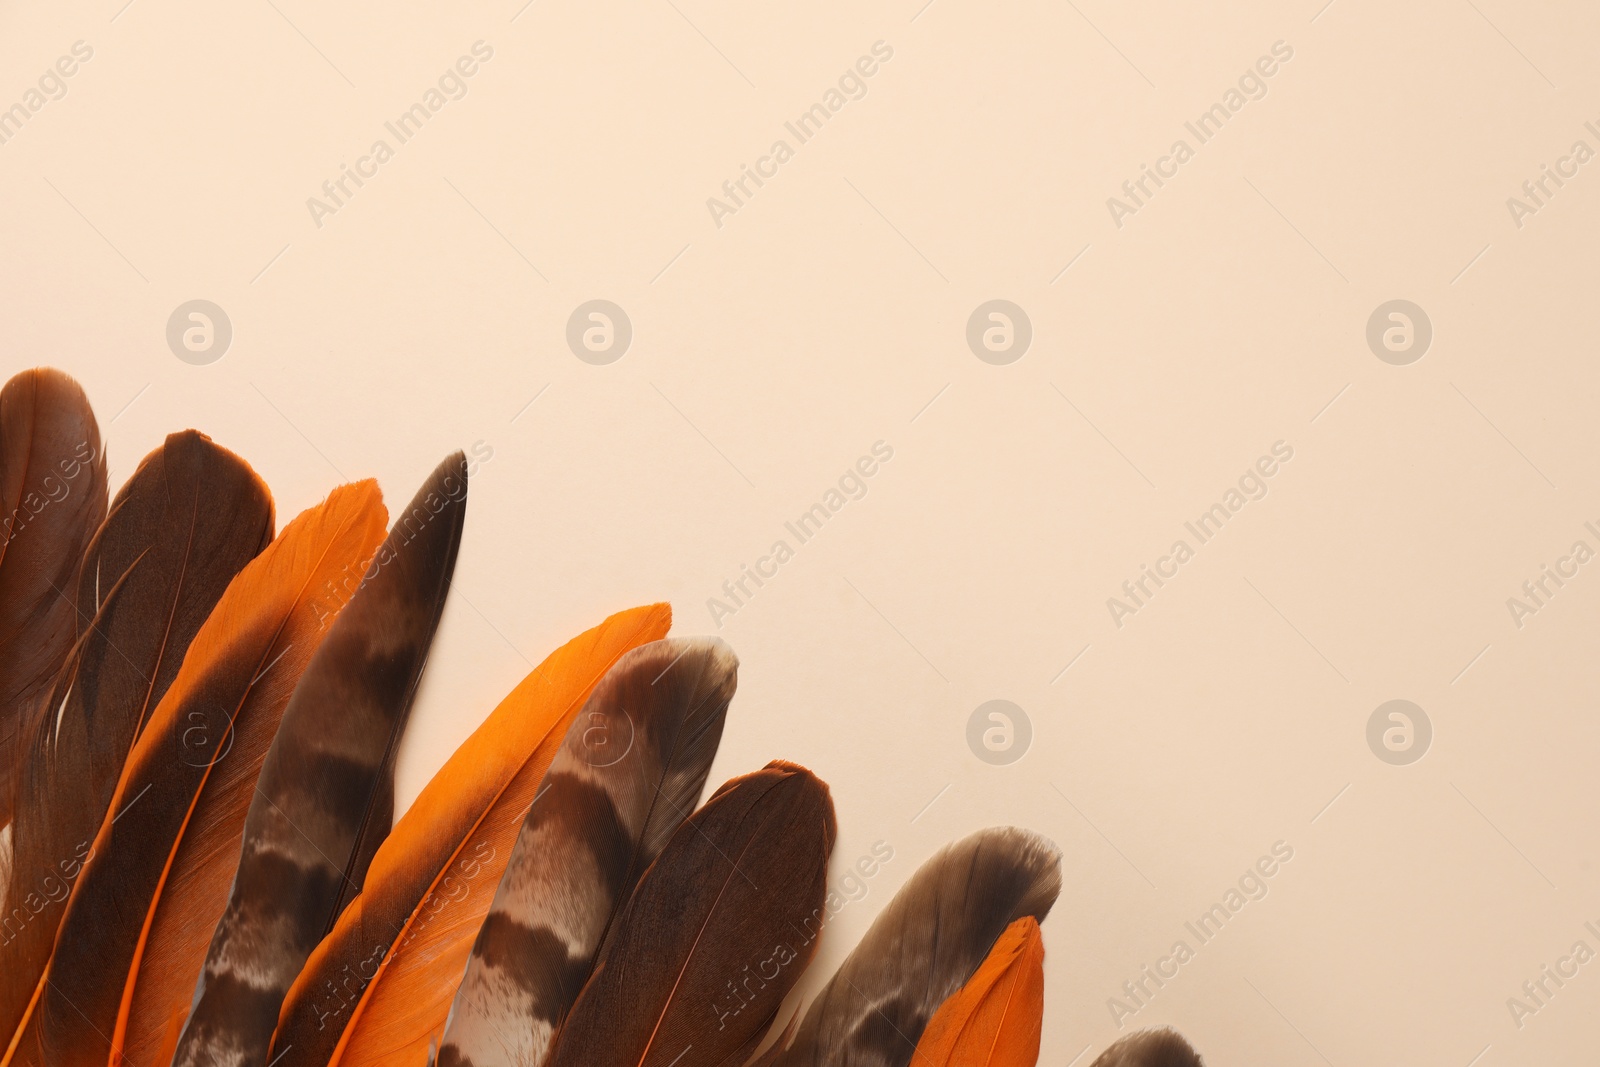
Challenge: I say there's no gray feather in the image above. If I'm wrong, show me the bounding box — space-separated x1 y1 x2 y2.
765 826 1062 1067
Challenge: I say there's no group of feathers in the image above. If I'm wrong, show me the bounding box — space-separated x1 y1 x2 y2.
0 368 1201 1067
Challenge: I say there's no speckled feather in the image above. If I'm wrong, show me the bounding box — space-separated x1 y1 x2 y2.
169 455 467 1067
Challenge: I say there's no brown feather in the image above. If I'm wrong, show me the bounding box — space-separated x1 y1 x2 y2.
545 760 837 1067
0 368 106 832
168 454 467 1067
0 479 386 1067
0 430 271 1048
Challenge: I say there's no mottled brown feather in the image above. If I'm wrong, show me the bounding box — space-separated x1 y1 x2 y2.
166 455 467 1067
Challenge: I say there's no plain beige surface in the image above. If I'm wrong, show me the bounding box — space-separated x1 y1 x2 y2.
5 0 1600 1062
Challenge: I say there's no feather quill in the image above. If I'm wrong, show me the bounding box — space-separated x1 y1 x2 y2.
0 369 106 833
910 916 1046 1067
1087 1029 1203 1067
436 636 737 1067
267 603 673 1067
757 826 1061 1067
0 431 272 1046
1 479 386 1067
545 760 837 1067
160 454 468 1067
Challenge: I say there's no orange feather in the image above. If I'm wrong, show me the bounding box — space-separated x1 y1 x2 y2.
267 603 673 1067
912 917 1046 1067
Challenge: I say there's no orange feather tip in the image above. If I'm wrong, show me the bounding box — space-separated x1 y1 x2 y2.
914 916 1046 1067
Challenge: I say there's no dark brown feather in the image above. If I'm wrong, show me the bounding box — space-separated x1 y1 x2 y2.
760 826 1062 1067
436 636 737 1067
169 454 468 1067
1089 1029 1204 1067
545 760 837 1067
0 430 270 1047
0 368 106 832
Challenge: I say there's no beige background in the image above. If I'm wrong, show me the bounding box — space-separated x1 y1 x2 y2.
5 0 1600 1062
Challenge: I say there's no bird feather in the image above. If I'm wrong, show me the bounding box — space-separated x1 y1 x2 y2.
164 454 468 1067
1088 1029 1203 1067
0 368 106 834
545 760 837 1067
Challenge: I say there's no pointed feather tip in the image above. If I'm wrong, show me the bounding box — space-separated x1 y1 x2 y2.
422 449 469 498
1090 1028 1204 1067
415 449 468 494
361 451 466 577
